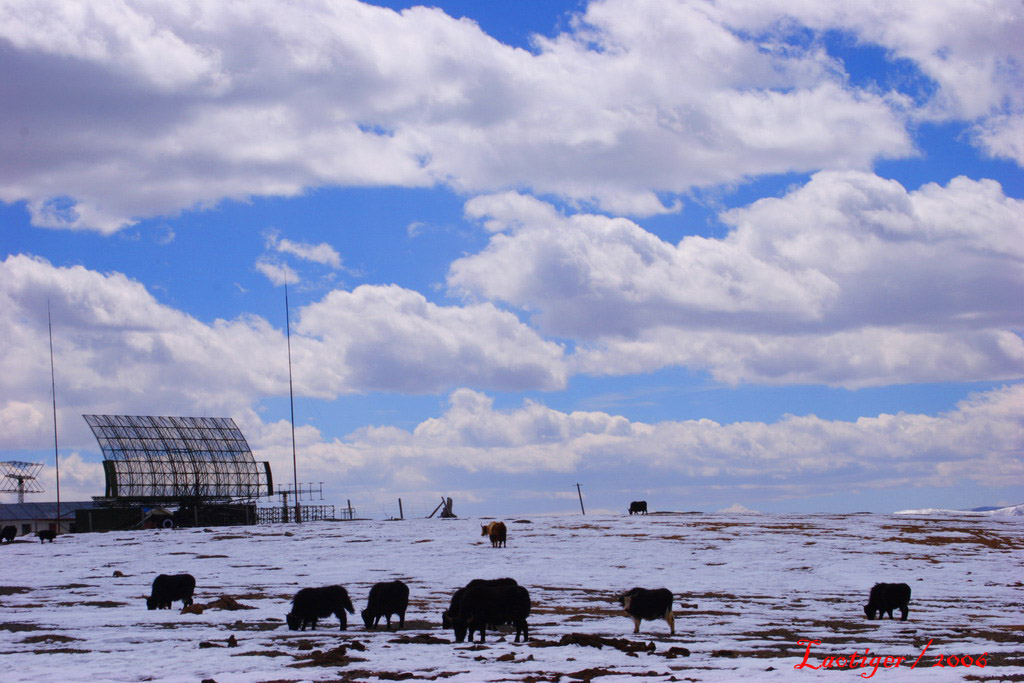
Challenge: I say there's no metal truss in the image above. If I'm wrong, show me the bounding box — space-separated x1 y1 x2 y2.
84 415 273 504
0 461 44 503
257 504 337 524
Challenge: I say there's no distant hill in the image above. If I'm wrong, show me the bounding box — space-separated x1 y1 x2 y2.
895 504 1024 517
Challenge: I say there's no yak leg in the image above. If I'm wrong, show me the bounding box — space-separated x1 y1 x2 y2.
632 617 642 634
665 609 676 635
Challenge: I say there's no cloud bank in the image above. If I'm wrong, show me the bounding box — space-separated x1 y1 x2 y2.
4 0 1019 231
0 254 567 452
248 383 1024 508
451 172 1024 387
3 252 1019 509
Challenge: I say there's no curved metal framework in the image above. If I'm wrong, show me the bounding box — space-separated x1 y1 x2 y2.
83 415 273 504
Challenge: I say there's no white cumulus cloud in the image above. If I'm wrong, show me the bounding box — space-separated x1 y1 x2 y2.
260 384 1024 505
0 0 962 231
0 256 569 455
450 172 1024 387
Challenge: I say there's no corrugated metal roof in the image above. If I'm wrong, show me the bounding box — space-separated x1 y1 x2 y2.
0 501 98 520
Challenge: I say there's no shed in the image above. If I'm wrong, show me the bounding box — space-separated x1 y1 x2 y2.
0 501 99 537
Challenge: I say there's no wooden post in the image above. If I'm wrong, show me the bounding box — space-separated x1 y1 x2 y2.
576 483 585 515
398 498 404 520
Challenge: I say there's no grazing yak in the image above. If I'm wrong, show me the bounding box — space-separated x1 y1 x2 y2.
1 526 16 543
362 580 409 630
629 501 648 515
36 530 56 543
619 587 675 634
480 521 507 548
442 577 520 630
146 573 196 610
442 578 519 628
450 582 531 644
864 583 911 621
287 585 355 631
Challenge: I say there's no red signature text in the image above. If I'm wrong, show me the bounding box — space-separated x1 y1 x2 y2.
795 639 988 678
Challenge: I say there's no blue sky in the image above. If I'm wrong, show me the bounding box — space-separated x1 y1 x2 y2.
1 0 1022 517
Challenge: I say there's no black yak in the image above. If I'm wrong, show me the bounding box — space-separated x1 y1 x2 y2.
287 585 355 631
619 587 674 634
147 574 196 610
37 530 56 543
450 583 531 644
442 577 518 628
864 583 911 621
362 580 409 630
1 526 16 543
629 501 648 515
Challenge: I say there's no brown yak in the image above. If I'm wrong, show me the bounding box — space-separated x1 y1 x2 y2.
480 521 507 548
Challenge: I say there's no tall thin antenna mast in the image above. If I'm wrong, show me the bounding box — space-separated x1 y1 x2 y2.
285 281 301 524
47 300 61 534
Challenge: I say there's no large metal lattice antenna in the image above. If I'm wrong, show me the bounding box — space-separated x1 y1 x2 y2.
0 461 45 503
83 415 273 504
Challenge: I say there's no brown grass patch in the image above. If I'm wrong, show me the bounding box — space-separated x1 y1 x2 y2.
882 534 1016 550
559 633 656 653
0 587 33 596
806 619 876 633
342 671 466 681
947 626 1024 643
740 628 804 641
57 600 125 608
389 619 434 631
971 651 1024 668
21 634 82 644
289 643 368 668
565 667 663 681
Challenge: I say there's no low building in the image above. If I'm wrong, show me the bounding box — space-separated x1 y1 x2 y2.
0 501 99 537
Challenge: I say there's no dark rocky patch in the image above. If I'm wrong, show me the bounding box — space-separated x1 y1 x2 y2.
21 634 81 644
559 633 656 653
389 633 449 645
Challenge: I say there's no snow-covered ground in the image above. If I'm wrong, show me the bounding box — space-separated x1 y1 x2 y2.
1 512 1021 682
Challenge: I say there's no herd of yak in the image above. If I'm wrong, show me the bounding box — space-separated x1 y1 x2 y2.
139 510 913 644
1 525 54 543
